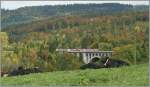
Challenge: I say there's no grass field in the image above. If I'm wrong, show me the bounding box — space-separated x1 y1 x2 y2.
1 64 149 86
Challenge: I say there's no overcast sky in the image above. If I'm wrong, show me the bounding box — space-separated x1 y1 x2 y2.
1 1 149 10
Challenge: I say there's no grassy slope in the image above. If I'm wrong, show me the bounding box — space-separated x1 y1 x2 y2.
1 64 149 86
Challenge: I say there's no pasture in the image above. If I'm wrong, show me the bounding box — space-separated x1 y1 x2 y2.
1 64 148 86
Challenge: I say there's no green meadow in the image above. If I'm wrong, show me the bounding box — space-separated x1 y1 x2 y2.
1 64 148 86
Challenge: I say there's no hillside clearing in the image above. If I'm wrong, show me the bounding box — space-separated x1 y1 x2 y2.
1 64 149 86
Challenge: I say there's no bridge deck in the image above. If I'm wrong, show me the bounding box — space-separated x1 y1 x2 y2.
56 49 113 53
68 51 113 53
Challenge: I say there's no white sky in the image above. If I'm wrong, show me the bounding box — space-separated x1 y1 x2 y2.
1 1 149 10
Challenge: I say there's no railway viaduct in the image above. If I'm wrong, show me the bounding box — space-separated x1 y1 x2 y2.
56 49 113 64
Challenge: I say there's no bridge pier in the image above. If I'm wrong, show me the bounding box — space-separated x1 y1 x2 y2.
82 53 88 64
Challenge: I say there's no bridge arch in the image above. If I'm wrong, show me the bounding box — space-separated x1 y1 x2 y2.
83 52 112 63
90 57 101 63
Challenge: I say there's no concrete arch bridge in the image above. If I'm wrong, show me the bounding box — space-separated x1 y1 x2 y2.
56 49 113 64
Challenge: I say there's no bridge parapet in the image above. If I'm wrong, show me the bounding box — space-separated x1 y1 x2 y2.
56 49 99 52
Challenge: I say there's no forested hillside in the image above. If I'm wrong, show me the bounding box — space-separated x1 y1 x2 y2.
1 3 148 28
1 3 149 73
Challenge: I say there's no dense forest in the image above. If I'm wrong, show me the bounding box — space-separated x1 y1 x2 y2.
1 3 148 28
1 3 149 72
